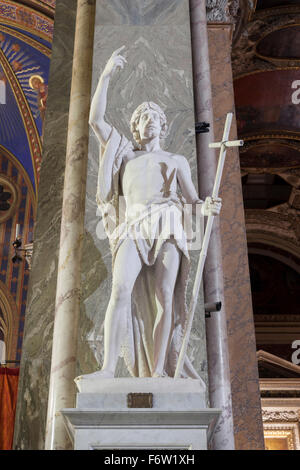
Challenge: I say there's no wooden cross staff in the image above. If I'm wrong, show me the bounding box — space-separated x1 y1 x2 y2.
174 112 244 378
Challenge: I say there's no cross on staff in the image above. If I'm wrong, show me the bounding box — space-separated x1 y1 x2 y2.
174 112 244 378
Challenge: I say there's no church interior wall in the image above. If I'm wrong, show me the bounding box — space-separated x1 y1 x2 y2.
0 0 298 451
232 0 300 450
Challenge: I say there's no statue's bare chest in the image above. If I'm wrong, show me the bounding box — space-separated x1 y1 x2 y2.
122 152 177 182
120 152 178 200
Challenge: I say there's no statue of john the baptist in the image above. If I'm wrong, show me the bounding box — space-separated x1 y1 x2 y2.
79 46 221 380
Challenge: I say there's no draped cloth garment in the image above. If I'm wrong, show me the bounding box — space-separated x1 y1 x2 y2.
96 127 200 379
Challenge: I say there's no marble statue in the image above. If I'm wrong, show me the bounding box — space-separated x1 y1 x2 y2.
84 47 221 379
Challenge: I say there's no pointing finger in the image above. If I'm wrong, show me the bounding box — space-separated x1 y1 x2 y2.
113 45 126 56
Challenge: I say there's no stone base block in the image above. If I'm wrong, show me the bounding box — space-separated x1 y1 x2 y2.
62 378 221 450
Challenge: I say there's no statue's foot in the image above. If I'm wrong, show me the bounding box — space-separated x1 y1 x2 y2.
74 368 114 384
92 369 114 379
152 370 167 378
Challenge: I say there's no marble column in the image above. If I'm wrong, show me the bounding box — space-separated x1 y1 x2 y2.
189 0 234 450
207 23 265 449
13 0 77 450
44 0 95 450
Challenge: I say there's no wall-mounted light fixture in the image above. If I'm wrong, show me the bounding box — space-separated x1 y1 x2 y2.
12 224 33 270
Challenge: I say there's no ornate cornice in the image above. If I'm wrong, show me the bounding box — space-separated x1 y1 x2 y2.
262 409 300 422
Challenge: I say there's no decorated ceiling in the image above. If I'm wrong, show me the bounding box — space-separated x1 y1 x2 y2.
0 0 55 195
0 1 55 362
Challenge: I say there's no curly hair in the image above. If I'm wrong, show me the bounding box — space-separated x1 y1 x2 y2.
130 102 168 145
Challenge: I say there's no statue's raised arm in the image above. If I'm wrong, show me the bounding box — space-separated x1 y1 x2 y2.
89 46 127 146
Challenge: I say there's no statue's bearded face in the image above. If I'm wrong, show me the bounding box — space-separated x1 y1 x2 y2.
137 109 161 142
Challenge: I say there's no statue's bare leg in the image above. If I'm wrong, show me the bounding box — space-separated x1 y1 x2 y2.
99 238 143 377
153 240 181 377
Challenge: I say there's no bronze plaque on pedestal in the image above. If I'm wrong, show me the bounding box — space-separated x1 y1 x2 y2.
127 393 153 408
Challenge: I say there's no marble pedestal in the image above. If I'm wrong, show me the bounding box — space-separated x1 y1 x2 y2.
61 378 221 450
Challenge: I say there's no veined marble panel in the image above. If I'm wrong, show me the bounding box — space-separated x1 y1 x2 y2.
79 0 208 384
95 0 190 26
